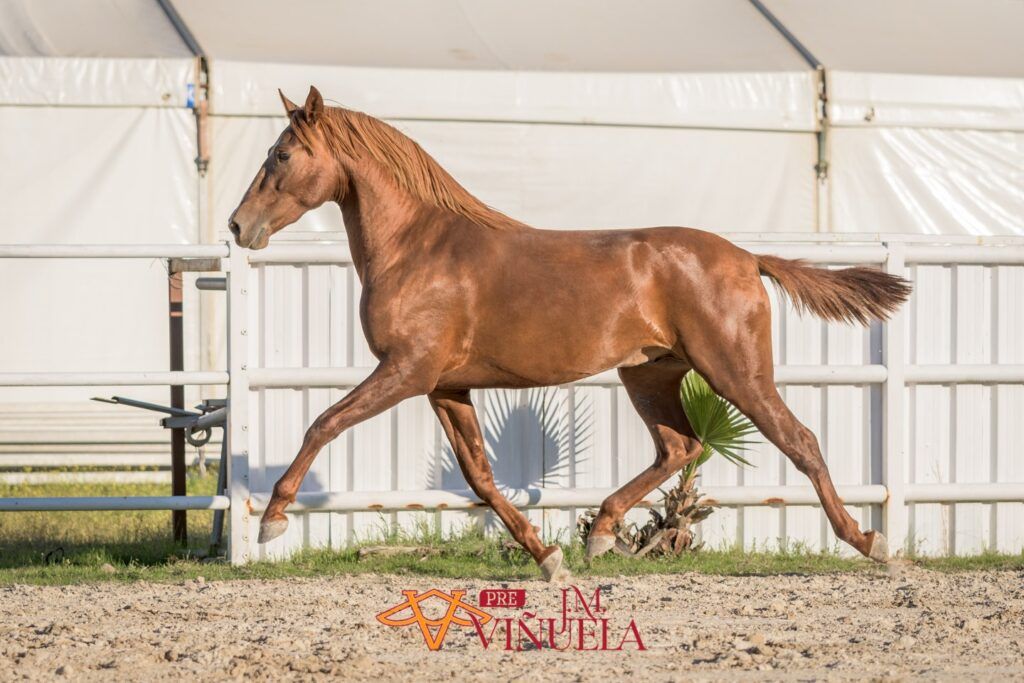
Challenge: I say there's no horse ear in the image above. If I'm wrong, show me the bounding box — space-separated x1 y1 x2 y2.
279 89 298 115
304 86 324 125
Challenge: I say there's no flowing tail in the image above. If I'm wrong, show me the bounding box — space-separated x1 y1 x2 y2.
757 255 912 325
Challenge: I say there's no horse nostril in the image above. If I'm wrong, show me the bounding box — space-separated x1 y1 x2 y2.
229 220 241 237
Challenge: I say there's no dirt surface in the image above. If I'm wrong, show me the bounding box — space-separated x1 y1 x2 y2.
2 566 1023 681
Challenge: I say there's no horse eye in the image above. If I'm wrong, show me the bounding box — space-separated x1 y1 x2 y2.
276 150 290 162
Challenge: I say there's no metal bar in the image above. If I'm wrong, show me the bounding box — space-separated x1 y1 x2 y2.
247 244 353 264
0 453 220 468
0 244 228 259
247 364 888 389
882 243 908 553
731 233 1024 246
154 0 206 57
0 471 172 485
745 0 823 69
92 395 197 417
196 277 226 291
246 484 888 513
744 244 886 264
189 407 228 432
168 269 187 544
0 496 230 511
0 371 228 387
905 483 1024 504
776 364 887 384
905 365 1024 384
210 429 229 551
227 241 253 564
248 367 373 388
905 245 1024 266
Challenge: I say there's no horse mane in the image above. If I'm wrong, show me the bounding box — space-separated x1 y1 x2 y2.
288 106 523 231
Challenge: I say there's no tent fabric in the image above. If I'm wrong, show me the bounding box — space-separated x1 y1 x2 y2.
0 103 200 405
828 71 1024 131
212 61 818 130
0 0 190 58
212 115 817 235
830 127 1024 236
0 56 195 107
174 0 808 72
764 0 1024 78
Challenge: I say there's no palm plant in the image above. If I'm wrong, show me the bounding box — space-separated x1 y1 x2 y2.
577 370 757 557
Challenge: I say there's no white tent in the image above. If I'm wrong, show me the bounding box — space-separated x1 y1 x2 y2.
1 0 1022 456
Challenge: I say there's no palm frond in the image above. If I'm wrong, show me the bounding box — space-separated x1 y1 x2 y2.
680 370 758 474
575 370 758 559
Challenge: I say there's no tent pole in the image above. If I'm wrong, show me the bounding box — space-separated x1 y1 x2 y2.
745 0 822 69
746 0 830 231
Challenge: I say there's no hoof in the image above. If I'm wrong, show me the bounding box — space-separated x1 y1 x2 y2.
539 547 572 584
867 531 889 563
258 516 288 544
585 534 616 563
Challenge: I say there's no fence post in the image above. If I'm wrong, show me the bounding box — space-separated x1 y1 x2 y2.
882 242 907 554
227 240 252 564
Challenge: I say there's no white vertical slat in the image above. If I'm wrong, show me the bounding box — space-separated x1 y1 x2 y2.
259 265 308 559
571 385 616 540
522 389 550 536
227 242 252 565
952 265 992 554
617 383 655 530
825 274 871 558
393 395 437 536
303 264 333 549
484 388 530 533
779 287 823 551
536 386 577 543
995 266 1024 552
437 390 473 538
910 263 953 555
327 264 352 548
882 244 908 556
343 271 394 541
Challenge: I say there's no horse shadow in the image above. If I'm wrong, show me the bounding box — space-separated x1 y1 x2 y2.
440 386 594 531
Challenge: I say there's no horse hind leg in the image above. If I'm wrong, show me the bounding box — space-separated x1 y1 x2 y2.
682 288 888 562
586 359 703 561
733 384 887 561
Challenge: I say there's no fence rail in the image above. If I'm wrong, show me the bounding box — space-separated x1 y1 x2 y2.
3 238 1024 562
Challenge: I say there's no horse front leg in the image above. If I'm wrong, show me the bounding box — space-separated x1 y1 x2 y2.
258 360 433 543
429 389 570 583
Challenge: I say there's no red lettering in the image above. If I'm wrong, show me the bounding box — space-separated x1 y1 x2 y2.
576 619 600 651
478 589 526 608
615 620 647 651
516 614 545 651
470 614 506 650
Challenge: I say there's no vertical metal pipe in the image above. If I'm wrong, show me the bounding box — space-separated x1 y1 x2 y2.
227 242 253 564
169 269 187 544
882 243 908 554
210 429 229 551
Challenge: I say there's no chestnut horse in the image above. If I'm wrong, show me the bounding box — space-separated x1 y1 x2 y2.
229 87 911 581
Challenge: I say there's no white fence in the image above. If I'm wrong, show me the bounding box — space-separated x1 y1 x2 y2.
2 235 1024 563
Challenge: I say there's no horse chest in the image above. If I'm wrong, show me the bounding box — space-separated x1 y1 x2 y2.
357 281 431 357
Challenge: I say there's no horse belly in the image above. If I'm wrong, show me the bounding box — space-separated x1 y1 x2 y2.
449 314 669 389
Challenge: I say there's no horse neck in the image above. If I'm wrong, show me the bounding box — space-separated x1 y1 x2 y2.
337 163 432 281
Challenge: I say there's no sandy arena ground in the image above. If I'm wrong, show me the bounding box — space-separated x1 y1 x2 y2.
2 567 1023 681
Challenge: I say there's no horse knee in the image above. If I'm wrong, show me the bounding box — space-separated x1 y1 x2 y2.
659 433 703 470
305 416 335 446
